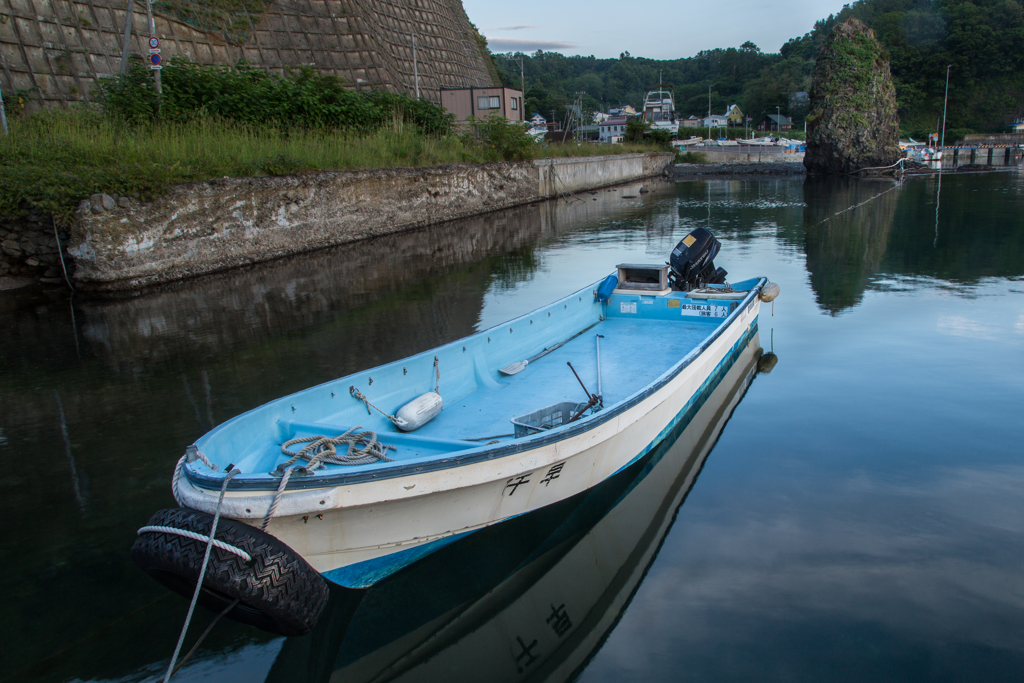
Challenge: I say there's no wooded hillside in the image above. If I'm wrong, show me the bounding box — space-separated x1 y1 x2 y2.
493 0 1024 137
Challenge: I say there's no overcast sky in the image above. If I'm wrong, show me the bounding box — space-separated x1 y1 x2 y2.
463 0 853 60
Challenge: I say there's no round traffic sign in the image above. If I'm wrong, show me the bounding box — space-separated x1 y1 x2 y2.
149 37 159 49
150 53 161 66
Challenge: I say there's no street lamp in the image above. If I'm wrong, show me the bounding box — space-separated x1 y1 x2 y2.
708 84 711 141
941 65 952 148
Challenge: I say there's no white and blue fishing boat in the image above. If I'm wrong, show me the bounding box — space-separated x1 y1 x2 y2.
268 330 766 682
132 227 779 636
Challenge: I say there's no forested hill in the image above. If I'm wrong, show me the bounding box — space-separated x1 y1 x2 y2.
492 0 1024 138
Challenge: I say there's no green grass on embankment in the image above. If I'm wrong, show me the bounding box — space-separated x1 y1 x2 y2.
0 109 663 226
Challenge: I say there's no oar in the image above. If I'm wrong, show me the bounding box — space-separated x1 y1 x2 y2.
498 322 600 376
498 342 565 376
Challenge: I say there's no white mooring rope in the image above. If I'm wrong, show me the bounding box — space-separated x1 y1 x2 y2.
137 526 252 562
170 448 218 506
261 466 296 532
162 466 238 683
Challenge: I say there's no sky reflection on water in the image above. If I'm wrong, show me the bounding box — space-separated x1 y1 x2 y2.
1 170 1023 682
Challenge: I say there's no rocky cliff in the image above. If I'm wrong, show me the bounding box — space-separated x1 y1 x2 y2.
804 18 902 175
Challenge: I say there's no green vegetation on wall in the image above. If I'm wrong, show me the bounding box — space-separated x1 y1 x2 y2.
97 60 455 135
154 0 269 44
0 59 665 224
467 21 504 87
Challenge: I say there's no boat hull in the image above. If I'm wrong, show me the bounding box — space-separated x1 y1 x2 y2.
269 332 763 683
183 297 761 588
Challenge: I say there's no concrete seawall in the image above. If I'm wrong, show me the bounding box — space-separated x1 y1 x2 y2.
67 153 671 293
693 151 805 163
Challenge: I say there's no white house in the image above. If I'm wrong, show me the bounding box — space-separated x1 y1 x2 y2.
702 114 729 128
592 111 610 124
599 116 629 143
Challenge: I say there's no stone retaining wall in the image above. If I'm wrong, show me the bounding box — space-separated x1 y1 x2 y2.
62 152 671 293
0 208 72 283
0 0 495 112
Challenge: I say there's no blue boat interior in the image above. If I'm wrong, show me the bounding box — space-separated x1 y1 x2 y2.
188 275 762 487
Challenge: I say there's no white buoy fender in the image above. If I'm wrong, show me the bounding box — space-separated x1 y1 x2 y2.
760 282 781 303
393 392 443 432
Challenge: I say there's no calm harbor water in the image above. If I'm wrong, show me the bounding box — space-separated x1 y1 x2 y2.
2 168 1023 682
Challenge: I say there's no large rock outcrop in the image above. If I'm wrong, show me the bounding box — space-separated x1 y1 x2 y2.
804 18 902 175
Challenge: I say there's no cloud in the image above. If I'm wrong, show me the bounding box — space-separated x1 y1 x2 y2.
491 25 538 31
937 314 1002 341
580 465 1024 680
485 37 577 52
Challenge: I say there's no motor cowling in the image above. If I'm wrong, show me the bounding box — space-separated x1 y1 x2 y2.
669 227 728 290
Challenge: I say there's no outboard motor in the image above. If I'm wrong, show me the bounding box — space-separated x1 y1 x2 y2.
668 227 728 290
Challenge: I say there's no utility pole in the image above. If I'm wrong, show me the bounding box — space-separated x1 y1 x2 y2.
941 64 952 148
412 33 419 99
118 0 134 74
144 0 161 94
0 80 8 136
707 84 711 140
776 105 780 134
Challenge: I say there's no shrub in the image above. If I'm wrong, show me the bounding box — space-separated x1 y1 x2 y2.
624 117 650 143
674 151 708 163
461 115 536 161
647 128 673 149
94 60 455 135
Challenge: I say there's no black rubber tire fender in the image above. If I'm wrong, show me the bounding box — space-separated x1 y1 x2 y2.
131 507 329 637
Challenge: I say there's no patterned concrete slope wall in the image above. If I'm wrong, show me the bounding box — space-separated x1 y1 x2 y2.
0 0 497 112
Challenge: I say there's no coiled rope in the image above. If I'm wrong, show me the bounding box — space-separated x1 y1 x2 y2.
260 429 396 531
278 427 396 470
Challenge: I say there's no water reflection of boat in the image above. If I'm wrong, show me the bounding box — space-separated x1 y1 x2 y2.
267 333 765 683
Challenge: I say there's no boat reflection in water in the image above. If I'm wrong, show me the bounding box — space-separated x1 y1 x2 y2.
266 332 767 683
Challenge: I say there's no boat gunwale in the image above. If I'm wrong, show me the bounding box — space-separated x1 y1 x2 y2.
184 277 767 491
